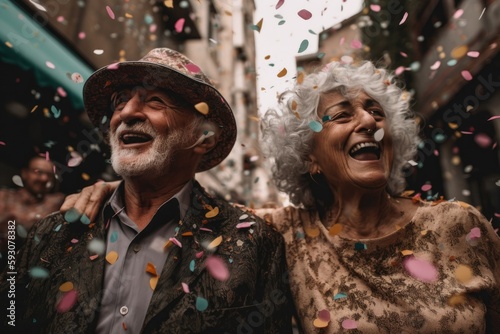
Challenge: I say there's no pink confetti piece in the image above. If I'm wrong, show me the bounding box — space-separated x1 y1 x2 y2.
350 40 362 49
461 131 473 135
430 61 441 70
403 255 438 283
0 141 6 146
199 227 213 232
467 51 480 58
236 222 255 229
399 12 408 25
318 309 330 322
467 227 481 239
78 32 86 39
461 70 473 81
107 63 120 70
89 254 99 261
370 4 381 12
181 282 190 293
395 66 406 75
71 73 83 83
185 63 201 73
196 251 204 258
71 238 79 244
342 319 358 329
275 0 284 9
68 151 83 167
174 18 185 33
46 61 55 69
106 6 115 20
494 213 500 218
169 237 182 248
421 184 432 192
57 87 67 97
474 133 492 148
205 255 229 281
487 115 500 121
400 52 408 57
453 9 464 19
339 37 345 46
57 16 64 22
297 9 312 20
56 290 78 313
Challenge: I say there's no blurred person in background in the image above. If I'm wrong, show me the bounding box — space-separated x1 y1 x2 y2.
0 154 63 269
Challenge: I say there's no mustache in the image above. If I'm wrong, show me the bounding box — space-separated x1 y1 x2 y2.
112 122 157 139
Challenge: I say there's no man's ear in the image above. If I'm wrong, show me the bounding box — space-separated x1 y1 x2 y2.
193 131 217 154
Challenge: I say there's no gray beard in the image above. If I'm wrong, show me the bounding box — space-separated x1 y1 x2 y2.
109 124 186 178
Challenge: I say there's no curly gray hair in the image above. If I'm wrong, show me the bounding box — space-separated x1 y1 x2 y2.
260 61 420 209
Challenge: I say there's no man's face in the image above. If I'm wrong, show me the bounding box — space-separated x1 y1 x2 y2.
108 87 198 178
21 157 56 196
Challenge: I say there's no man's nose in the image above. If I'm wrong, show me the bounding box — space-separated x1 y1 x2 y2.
118 92 146 124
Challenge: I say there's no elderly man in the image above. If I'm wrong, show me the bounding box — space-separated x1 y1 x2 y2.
0 48 293 333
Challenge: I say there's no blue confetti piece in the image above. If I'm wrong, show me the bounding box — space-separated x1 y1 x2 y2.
34 234 40 244
54 224 62 232
296 231 305 239
16 224 28 238
80 214 91 225
354 242 367 251
196 296 209 311
110 231 119 243
189 260 195 272
50 105 61 118
144 14 154 24
278 20 285 25
334 292 347 300
29 266 49 279
322 115 332 123
64 208 81 223
101 115 107 125
309 120 323 132
298 39 309 53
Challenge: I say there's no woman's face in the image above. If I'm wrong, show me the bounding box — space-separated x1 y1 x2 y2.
309 90 394 192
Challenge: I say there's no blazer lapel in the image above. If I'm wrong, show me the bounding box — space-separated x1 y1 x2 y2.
144 182 229 325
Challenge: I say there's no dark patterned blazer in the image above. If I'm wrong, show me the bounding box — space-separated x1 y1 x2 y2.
0 181 294 333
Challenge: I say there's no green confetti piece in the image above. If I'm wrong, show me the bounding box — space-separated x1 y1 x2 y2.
189 259 195 272
110 231 119 243
29 266 49 279
309 120 323 132
298 39 309 53
196 296 209 311
16 224 28 238
278 20 286 25
354 242 367 251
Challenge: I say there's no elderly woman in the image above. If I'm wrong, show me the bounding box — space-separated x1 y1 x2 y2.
60 61 499 333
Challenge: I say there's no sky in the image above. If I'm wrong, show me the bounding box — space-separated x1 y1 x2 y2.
253 0 364 114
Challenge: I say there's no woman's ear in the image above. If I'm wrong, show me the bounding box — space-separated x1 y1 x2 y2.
308 154 321 174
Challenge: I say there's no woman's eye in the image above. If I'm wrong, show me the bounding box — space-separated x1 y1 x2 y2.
368 109 384 117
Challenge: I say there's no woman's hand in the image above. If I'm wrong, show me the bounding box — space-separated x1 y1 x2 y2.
60 180 119 223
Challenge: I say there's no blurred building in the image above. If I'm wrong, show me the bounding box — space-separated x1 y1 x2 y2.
1 0 270 206
290 0 500 228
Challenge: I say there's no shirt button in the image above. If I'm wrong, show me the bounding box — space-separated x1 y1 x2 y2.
120 306 129 315
133 244 141 253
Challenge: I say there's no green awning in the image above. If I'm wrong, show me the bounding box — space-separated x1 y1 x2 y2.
0 0 93 109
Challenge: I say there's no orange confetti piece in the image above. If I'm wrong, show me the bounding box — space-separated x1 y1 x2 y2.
81 173 90 181
31 105 38 113
291 100 298 111
455 264 473 284
448 294 466 306
164 0 173 8
146 262 157 276
277 68 287 78
313 318 329 328
207 236 223 250
105 251 119 264
328 224 343 236
401 250 413 256
304 226 320 238
59 281 74 292
5 41 13 48
296 71 304 84
195 102 209 115
205 207 219 218
451 45 468 59
150 276 158 290
182 231 193 237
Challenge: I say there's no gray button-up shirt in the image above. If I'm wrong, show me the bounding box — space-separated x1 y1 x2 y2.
96 180 192 334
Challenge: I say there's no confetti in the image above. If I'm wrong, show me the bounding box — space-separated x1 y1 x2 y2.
169 237 182 248
30 266 50 279
309 120 323 132
174 18 186 32
313 318 329 328
105 6 115 20
448 294 466 306
467 51 480 58
455 264 473 284
46 61 55 69
194 102 209 115
297 39 309 53
487 115 500 121
318 309 330 322
30 0 47 12
146 262 157 276
59 282 74 292
461 70 473 81
342 319 358 329
370 4 381 12
71 73 83 83
297 9 312 20
250 18 263 32
150 276 158 290
275 0 284 9
16 225 28 238
110 231 119 243
205 206 219 218
399 12 408 25
277 68 287 78
329 224 343 236
182 282 190 293
453 9 464 19
205 255 230 281
236 222 255 229
403 255 438 283
401 250 414 256
196 296 209 311
466 227 481 246
421 184 432 192
354 242 367 250
451 45 468 59
12 175 23 187
105 251 119 264
474 133 492 148
67 151 83 167
239 214 249 220
334 292 347 300
207 235 223 250
430 61 441 70
374 128 384 142
304 226 320 238
395 66 406 75
164 0 174 8
189 260 195 272
94 49 104 55
56 290 78 313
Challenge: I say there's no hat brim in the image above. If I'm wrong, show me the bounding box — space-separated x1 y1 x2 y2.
83 61 236 172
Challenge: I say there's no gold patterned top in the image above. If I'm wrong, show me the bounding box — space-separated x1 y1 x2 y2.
265 200 500 333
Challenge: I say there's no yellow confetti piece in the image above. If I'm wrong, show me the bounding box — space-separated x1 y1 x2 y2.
277 68 287 78
146 262 157 276
328 224 343 236
205 206 219 218
81 173 90 181
5 41 13 48
248 115 260 122
458 201 470 209
195 102 209 115
401 250 413 256
296 71 305 84
105 251 119 264
224 10 232 16
304 226 320 238
455 264 473 284
43 108 50 117
207 236 223 250
125 13 133 18
164 0 173 7
451 45 469 59
255 18 263 32
31 105 38 113
313 318 329 328
421 229 428 236
150 276 158 290
59 281 74 292
448 294 466 306
448 122 459 129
